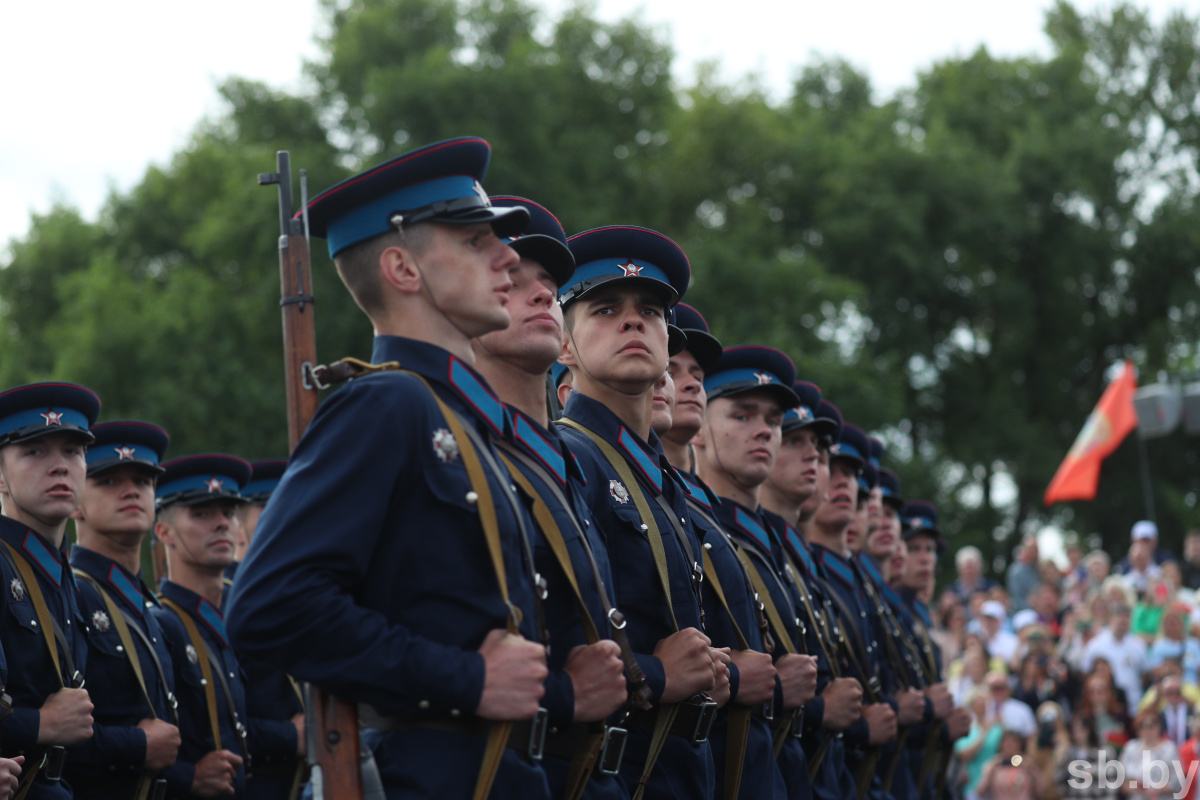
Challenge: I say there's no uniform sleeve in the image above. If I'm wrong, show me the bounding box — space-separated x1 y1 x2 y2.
68 722 147 771
542 670 576 730
726 661 740 704
247 716 297 760
2 708 39 749
226 379 486 716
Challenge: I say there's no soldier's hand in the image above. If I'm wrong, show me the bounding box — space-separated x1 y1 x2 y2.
924 682 953 719
565 640 627 722
291 713 306 757
777 654 818 709
36 687 94 745
895 687 926 726
730 649 777 706
709 648 732 707
864 703 898 745
138 718 181 770
654 628 715 703
946 706 972 740
476 629 548 721
820 677 863 731
192 750 243 797
0 756 23 800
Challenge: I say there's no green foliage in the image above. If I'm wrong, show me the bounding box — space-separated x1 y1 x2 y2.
1 0 1198 584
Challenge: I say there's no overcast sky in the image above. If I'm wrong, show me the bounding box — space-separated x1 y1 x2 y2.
1 0 1186 254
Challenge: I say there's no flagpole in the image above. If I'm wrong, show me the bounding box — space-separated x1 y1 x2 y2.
1135 429 1157 523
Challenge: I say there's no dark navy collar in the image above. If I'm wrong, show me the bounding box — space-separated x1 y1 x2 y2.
371 336 509 438
69 546 155 616
810 542 857 590
560 392 670 495
0 515 67 588
856 552 886 589
159 580 230 647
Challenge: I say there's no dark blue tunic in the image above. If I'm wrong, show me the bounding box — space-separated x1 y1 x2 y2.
226 336 549 800
557 392 714 800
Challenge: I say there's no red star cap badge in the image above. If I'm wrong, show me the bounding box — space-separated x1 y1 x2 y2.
619 261 643 277
115 446 137 460
205 477 224 493
41 409 63 426
754 372 773 385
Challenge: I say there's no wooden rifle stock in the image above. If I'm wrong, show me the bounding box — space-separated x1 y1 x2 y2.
260 152 363 800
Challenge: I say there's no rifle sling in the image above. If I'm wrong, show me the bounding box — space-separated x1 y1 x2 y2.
0 541 73 688
685 499 771 653
821 586 877 703
559 419 680 632
496 444 651 708
72 569 173 725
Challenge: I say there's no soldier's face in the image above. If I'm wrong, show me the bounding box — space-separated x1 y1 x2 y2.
700 393 783 489
419 222 519 337
650 370 675 437
903 535 937 591
798 447 830 520
561 285 669 395
885 541 907 586
474 258 562 373
667 350 706 441
158 500 239 571
75 465 157 539
867 487 883 535
766 428 820 505
812 459 857 530
867 506 897 561
0 433 87 528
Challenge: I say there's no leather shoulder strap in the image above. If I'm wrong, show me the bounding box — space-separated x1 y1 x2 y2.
160 596 223 751
0 541 68 688
73 569 156 719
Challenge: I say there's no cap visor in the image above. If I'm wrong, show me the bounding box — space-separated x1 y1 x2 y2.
434 205 530 239
668 325 688 356
682 330 723 372
512 236 575 287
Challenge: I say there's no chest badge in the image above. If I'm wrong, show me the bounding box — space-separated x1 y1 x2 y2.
432 428 459 463
9 578 24 602
92 610 111 633
609 480 630 505
186 644 199 665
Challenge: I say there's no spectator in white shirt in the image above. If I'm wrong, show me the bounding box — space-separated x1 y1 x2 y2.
982 600 1021 665
1082 602 1148 710
985 670 1037 738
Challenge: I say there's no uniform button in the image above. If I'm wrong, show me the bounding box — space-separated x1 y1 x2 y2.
418 700 430 710
30 620 37 627
116 645 124 653
152 638 157 643
703 543 712 550
466 492 479 505
584 520 590 527
229 672 236 679
639 524 648 532
450 708 461 717
66 619 71 626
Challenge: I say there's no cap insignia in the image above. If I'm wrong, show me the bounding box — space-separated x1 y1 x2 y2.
9 578 24 602
754 372 773 385
619 261 643 277
472 181 491 206
609 479 630 505
92 610 111 633
115 446 136 460
41 409 63 426
205 478 224 493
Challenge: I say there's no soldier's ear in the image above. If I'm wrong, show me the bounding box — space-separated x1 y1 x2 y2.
69 505 86 522
153 520 173 548
379 243 423 296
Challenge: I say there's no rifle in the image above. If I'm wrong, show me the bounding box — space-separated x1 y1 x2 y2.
259 153 364 800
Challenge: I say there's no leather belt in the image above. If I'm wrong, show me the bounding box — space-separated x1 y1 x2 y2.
358 706 549 760
628 695 718 745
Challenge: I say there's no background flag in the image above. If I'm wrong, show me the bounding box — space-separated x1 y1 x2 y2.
1044 359 1139 505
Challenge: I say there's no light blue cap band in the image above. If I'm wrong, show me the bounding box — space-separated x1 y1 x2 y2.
559 257 671 299
0 407 90 439
86 443 160 467
326 174 483 257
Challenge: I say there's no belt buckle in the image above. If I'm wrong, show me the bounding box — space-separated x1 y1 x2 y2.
598 725 628 775
528 707 549 761
762 694 775 722
690 695 718 745
43 746 66 781
790 712 804 739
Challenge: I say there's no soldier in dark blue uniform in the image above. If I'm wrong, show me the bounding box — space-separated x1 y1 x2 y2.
690 345 822 800
895 502 970 800
761 395 864 800
471 196 631 800
0 382 100 799
229 460 307 800
802 423 900 800
556 226 723 800
152 454 256 798
225 138 552 800
66 420 186 799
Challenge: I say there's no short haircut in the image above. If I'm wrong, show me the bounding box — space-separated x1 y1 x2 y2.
956 546 982 570
333 224 433 316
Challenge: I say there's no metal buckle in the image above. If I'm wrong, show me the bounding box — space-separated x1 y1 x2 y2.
598 725 628 775
168 691 179 711
790 712 804 739
867 676 882 698
607 608 627 630
535 573 548 601
690 695 719 745
150 778 168 800
762 694 776 722
43 746 66 781
528 707 549 760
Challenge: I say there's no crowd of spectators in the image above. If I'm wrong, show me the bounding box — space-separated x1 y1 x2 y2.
937 523 1200 800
